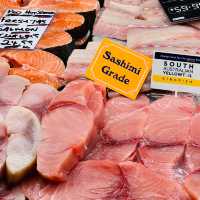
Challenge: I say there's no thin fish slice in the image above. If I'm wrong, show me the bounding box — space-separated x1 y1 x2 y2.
144 95 195 146
52 160 123 200
5 106 41 183
0 75 30 106
139 145 185 181
19 83 58 119
47 13 85 32
120 162 190 200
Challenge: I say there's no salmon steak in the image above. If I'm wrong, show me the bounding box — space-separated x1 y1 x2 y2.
0 50 65 88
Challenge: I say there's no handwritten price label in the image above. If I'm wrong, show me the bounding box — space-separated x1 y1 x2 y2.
0 9 55 49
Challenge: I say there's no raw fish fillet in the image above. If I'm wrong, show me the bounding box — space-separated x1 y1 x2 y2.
48 160 124 200
128 26 200 50
104 0 141 16
0 50 65 88
49 80 105 127
103 95 149 142
86 142 137 162
0 75 30 106
86 96 149 162
120 161 190 200
139 145 185 181
144 95 195 146
37 105 96 181
19 83 58 119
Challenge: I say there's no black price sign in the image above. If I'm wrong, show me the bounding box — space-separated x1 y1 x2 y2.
159 0 200 23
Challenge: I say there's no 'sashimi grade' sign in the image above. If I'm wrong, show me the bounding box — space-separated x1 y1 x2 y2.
0 9 54 49
86 38 152 100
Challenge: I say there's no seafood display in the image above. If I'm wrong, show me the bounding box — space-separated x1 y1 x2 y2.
0 0 200 200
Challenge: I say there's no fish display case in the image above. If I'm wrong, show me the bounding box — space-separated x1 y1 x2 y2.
0 0 199 199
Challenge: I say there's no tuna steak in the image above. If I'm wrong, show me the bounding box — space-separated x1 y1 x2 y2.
120 162 190 200
144 95 195 146
139 145 185 180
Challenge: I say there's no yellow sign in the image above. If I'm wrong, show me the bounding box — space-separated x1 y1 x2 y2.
86 38 152 100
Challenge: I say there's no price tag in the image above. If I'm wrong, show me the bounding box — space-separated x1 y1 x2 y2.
159 0 200 23
86 38 152 100
151 51 200 94
0 9 55 49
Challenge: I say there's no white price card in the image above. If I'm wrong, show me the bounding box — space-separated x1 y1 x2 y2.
151 51 200 94
0 9 55 49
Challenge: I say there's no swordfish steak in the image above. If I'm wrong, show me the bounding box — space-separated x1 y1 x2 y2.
37 105 96 181
120 162 190 200
87 95 149 162
144 95 195 146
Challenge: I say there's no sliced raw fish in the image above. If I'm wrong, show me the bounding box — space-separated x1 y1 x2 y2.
0 57 10 78
134 47 200 57
184 171 200 200
0 122 7 178
19 83 57 119
102 95 149 142
47 13 84 32
127 26 200 49
190 113 200 146
37 105 96 181
86 141 137 162
144 95 195 146
139 145 185 180
5 106 41 183
0 75 30 106
104 95 149 123
86 96 148 162
9 68 63 89
104 0 141 16
36 31 73 64
0 50 65 88
93 8 135 40
49 80 105 127
120 161 190 200
64 50 94 81
52 160 124 200
185 145 200 174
